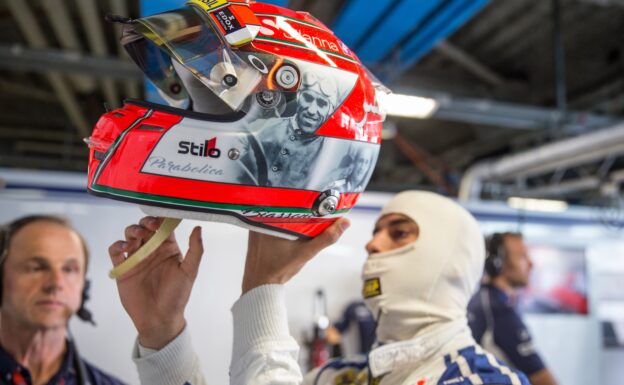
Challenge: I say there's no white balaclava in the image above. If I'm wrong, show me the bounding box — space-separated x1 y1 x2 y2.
362 191 485 343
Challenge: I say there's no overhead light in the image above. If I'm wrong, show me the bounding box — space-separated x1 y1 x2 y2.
507 197 569 213
377 92 439 119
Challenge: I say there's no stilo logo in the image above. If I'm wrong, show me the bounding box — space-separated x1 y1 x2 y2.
178 137 221 158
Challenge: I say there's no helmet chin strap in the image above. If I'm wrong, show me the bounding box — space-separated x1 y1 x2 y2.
109 217 182 279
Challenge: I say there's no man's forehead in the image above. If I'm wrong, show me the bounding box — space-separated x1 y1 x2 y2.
301 89 330 101
9 222 85 262
505 235 528 251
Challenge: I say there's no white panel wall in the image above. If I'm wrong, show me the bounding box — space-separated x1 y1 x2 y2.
524 315 601 385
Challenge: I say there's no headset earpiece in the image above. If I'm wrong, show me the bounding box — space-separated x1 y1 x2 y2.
76 279 95 325
484 233 505 277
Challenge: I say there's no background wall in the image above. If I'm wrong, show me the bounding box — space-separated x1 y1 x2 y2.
0 180 622 384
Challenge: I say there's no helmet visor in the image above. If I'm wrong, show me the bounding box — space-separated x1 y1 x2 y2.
122 6 260 111
122 5 364 119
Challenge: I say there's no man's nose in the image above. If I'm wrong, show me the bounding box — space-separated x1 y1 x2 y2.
43 269 64 293
307 100 319 114
365 231 389 254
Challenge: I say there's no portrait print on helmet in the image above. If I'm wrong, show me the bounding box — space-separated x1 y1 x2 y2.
86 0 387 239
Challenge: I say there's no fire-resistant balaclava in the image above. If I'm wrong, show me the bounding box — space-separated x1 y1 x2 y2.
362 191 485 343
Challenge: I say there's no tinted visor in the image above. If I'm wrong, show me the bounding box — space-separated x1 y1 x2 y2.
122 6 260 111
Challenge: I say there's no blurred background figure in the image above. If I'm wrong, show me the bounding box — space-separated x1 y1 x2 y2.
468 232 559 385
0 215 125 385
325 300 375 356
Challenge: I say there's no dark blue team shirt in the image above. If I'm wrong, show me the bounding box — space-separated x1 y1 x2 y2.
0 340 126 385
467 284 545 376
333 301 376 354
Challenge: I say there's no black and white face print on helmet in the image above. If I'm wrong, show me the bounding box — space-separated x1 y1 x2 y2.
138 55 378 194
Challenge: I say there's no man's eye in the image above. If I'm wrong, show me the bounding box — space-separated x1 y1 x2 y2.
63 265 79 274
27 264 45 272
317 99 328 108
391 229 413 240
302 93 314 103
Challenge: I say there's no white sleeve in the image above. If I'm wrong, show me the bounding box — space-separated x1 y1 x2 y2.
132 326 207 385
229 284 305 385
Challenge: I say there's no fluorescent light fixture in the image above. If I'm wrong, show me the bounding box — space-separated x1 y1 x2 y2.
377 92 439 119
507 197 569 213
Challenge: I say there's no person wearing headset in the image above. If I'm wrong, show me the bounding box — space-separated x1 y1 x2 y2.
467 232 559 385
0 215 126 385
109 192 530 385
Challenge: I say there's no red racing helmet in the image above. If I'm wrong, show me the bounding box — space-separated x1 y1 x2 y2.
87 0 387 239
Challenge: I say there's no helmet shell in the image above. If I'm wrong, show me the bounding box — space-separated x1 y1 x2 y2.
87 1 386 238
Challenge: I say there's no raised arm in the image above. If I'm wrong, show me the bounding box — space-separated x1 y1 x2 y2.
230 219 350 385
108 216 206 385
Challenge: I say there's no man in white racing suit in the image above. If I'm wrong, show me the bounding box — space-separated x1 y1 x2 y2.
109 191 530 385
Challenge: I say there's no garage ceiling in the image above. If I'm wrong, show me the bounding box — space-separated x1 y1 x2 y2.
0 0 623 206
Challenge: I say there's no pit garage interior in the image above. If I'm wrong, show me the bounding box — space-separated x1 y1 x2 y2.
1 0 624 384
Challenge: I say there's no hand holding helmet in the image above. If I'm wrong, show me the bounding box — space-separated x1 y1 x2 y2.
107 215 349 351
242 218 350 295
108 217 203 349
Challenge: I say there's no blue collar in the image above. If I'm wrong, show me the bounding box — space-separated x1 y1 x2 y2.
482 283 512 306
0 340 76 385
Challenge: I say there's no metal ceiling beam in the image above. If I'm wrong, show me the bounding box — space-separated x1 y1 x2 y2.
577 0 624 6
396 70 531 100
495 1 583 69
399 87 618 131
0 45 142 80
0 127 78 142
14 142 87 158
395 0 490 76
76 0 118 108
333 0 491 77
5 0 90 137
452 0 530 47
459 120 624 201
505 142 624 178
434 41 506 87
0 155 87 171
552 0 567 114
569 78 624 109
439 129 523 168
593 93 624 114
331 0 395 50
0 80 57 103
393 132 455 195
510 177 601 198
356 0 441 63
109 0 141 99
477 1 550 60
41 0 97 93
510 167 624 198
